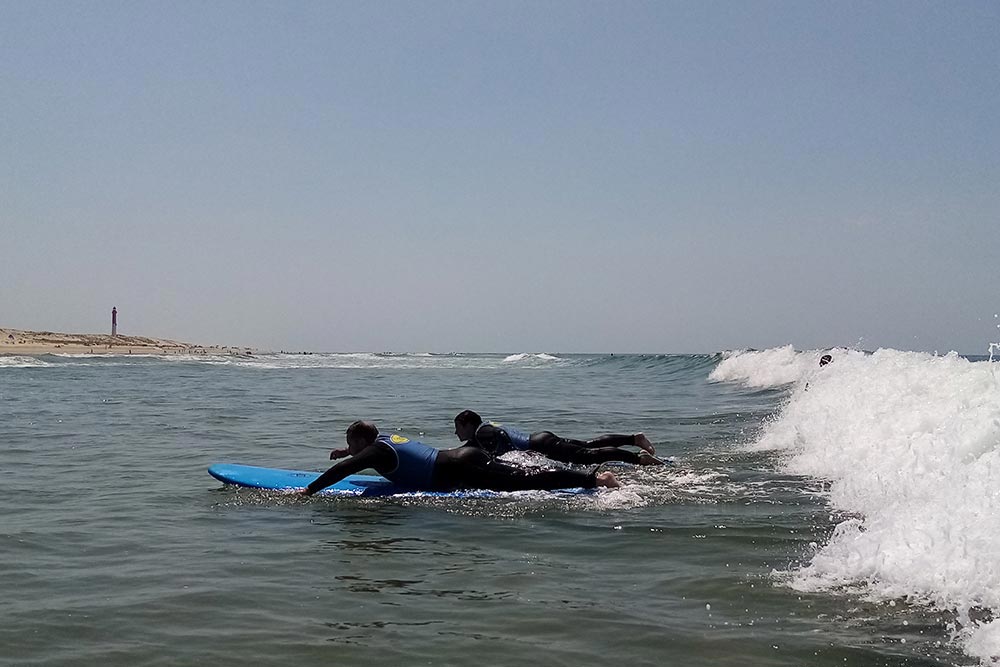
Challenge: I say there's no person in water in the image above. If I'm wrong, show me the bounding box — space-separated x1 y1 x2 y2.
453 410 664 466
302 420 620 496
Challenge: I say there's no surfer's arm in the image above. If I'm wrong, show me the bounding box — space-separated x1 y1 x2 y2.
302 446 391 496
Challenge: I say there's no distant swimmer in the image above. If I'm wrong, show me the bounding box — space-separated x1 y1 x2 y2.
302 420 620 496
453 410 665 466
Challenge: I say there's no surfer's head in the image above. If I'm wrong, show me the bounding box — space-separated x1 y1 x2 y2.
454 410 483 442
819 354 833 367
345 420 379 453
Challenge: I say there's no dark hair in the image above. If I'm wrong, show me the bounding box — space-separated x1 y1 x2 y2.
346 420 379 444
819 354 833 367
454 410 483 427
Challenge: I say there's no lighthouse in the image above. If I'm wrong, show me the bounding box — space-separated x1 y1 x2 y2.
112 306 118 337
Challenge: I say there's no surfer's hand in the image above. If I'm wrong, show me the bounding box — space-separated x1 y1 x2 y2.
329 448 349 460
299 488 313 497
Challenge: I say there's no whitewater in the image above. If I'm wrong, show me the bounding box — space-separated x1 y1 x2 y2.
713 346 1000 664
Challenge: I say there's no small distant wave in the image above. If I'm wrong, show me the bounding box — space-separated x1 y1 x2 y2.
3 350 730 374
163 354 236 365
197 352 562 370
0 356 53 368
501 353 564 364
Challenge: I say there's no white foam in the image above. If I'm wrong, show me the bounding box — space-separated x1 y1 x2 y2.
168 352 533 370
748 347 1000 660
965 618 1000 665
498 451 556 469
710 345 849 387
163 354 234 364
0 356 52 368
587 485 649 510
502 352 562 363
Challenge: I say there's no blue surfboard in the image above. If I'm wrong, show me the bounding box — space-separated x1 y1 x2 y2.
208 463 592 498
208 463 400 496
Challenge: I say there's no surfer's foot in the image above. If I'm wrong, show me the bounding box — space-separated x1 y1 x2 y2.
634 433 655 455
595 471 621 488
637 452 666 466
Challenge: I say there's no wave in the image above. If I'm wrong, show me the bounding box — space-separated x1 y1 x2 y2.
214 350 726 377
743 346 1000 661
501 353 563 363
0 355 53 368
199 352 569 370
708 345 858 387
1 351 732 373
585 352 723 376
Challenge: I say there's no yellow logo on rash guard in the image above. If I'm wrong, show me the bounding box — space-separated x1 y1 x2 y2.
389 434 410 444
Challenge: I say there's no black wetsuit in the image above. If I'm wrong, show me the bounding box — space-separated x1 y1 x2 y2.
433 446 597 491
306 436 597 495
475 423 641 465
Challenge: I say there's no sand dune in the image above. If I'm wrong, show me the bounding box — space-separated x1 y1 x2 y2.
0 327 254 356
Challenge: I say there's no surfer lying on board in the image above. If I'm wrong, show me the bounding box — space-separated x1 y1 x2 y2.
301 420 620 496
453 410 665 466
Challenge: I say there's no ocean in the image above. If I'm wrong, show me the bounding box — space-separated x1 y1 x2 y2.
1 348 998 666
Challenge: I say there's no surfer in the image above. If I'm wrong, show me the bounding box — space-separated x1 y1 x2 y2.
301 420 620 496
453 410 664 465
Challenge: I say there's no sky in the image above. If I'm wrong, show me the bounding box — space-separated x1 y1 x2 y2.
2 1 998 354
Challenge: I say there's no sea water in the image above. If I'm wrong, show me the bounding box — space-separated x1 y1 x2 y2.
1 349 996 666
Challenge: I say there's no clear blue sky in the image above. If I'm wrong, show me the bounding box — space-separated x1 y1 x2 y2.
2 1 997 353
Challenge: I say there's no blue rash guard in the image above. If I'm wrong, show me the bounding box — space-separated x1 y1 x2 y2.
376 433 439 489
478 422 532 456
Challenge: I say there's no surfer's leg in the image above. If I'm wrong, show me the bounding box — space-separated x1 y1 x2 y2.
583 433 655 455
432 446 491 490
559 443 641 464
528 431 584 463
439 442 619 490
466 457 605 491
532 434 641 465
632 433 655 455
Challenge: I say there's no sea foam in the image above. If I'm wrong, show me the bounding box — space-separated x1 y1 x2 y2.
0 356 52 368
709 345 850 387
720 347 1000 663
502 353 562 363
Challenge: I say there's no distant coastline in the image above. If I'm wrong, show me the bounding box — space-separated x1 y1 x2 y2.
0 327 256 357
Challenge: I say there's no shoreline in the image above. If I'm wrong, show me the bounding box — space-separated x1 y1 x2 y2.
0 327 256 357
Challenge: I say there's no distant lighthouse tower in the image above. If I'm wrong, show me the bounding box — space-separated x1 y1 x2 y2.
111 306 118 337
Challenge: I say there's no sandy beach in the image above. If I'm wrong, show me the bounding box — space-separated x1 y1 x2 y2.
0 327 254 357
